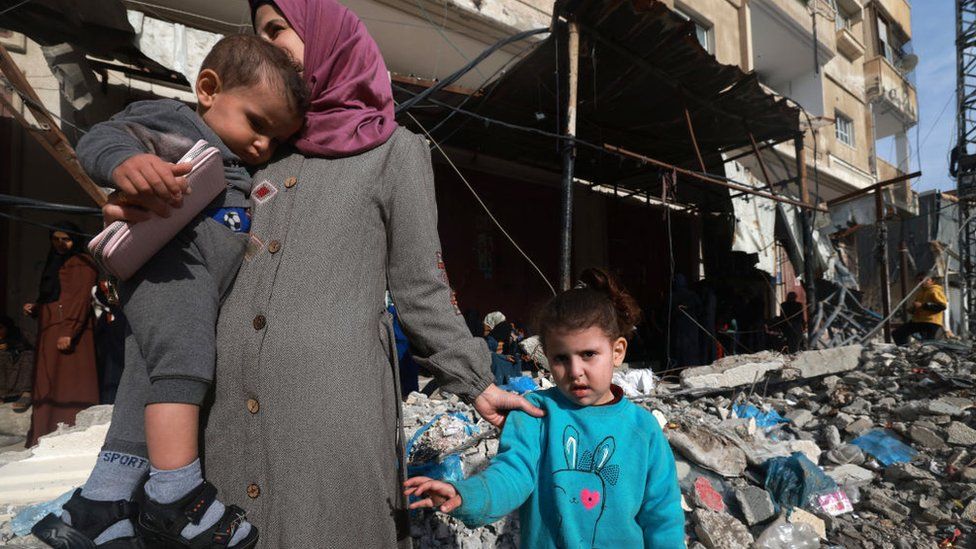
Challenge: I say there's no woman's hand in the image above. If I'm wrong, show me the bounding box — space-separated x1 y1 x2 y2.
22 303 35 317
403 476 462 513
103 155 193 223
473 383 545 428
56 336 72 352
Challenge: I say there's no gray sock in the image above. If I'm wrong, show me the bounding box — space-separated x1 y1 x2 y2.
144 459 252 546
62 451 148 544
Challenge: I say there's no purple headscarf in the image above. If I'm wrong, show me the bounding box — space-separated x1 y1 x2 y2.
251 0 397 157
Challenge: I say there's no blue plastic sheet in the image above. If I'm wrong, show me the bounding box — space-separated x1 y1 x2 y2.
851 429 918 467
733 404 790 429
406 413 477 484
498 375 539 394
11 489 73 537
763 452 839 511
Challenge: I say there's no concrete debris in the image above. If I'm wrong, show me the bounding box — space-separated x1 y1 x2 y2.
733 485 775 525
661 342 976 547
2 342 975 548
693 508 753 548
679 352 785 390
947 420 976 446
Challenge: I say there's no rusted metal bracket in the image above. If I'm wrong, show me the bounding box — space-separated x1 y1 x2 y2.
0 43 107 206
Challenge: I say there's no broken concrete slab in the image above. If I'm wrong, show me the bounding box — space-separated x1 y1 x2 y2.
789 508 827 539
864 491 910 521
782 345 863 380
827 464 875 487
680 352 785 390
666 420 747 478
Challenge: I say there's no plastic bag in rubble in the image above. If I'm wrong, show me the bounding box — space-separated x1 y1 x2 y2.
850 429 917 467
11 489 74 536
763 452 839 511
754 520 819 549
498 375 539 394
406 412 477 484
732 404 790 429
612 369 657 397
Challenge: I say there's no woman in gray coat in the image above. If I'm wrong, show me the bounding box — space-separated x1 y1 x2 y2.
96 0 543 547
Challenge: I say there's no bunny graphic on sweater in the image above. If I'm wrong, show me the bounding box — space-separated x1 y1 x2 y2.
551 425 620 548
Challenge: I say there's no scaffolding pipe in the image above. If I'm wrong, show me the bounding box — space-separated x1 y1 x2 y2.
604 144 826 212
559 20 580 291
876 189 893 342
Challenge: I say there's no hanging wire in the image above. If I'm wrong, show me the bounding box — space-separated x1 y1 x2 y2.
402 109 557 296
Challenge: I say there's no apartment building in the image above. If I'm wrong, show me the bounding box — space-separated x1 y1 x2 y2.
657 0 917 213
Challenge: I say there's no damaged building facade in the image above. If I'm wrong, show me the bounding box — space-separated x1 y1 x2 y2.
0 0 927 359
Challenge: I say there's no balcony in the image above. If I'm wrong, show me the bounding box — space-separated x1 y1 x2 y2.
836 25 864 60
751 0 837 115
877 158 917 215
864 55 918 136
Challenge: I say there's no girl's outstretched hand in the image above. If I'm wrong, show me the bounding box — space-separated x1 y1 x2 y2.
403 476 462 513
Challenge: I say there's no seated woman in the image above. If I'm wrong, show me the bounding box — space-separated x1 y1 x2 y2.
0 315 34 413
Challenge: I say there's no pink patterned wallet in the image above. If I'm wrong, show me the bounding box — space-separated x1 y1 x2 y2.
88 140 226 281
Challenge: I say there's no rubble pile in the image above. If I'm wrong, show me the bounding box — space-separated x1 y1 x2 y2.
2 343 975 548
406 342 976 547
646 342 976 547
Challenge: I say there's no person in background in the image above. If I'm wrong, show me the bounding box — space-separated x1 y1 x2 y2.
0 315 34 413
486 321 521 384
780 292 805 353
92 279 125 404
893 273 948 345
24 222 99 446
483 311 506 336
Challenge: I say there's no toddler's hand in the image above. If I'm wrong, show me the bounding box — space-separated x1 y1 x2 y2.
403 477 462 513
111 154 192 218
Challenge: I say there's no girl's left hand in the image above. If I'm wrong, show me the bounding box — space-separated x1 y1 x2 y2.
403 476 462 513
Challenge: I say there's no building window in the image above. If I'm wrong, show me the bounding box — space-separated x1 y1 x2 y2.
674 8 713 53
836 8 852 31
835 112 854 147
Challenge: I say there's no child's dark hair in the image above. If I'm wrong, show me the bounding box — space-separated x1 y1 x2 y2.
536 268 642 345
199 34 309 114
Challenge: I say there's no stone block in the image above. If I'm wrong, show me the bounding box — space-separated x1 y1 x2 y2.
788 508 826 539
908 425 947 450
732 486 775 525
946 422 976 446
693 509 753 549
786 409 813 428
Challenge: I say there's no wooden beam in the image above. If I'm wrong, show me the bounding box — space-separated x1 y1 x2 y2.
684 106 707 174
0 44 106 206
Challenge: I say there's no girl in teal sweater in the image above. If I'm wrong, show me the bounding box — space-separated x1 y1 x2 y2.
405 268 686 548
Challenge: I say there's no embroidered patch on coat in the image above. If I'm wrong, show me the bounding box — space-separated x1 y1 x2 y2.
244 234 264 260
252 180 278 205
